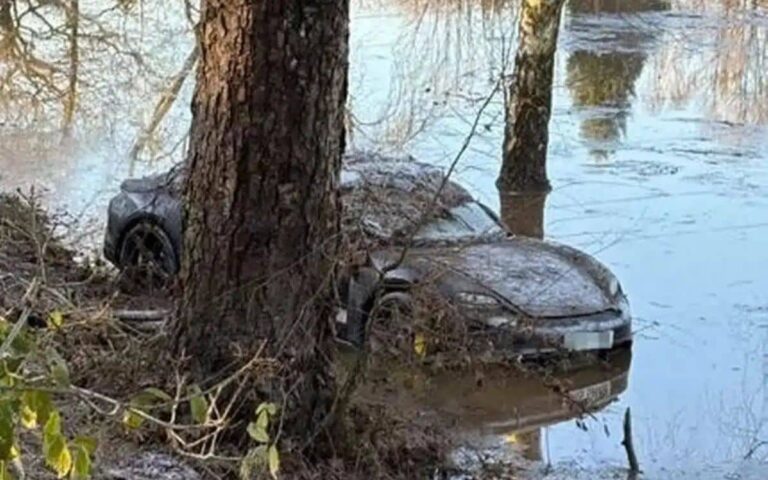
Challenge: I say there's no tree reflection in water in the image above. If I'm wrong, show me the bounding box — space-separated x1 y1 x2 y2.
565 0 670 160
648 0 768 127
0 0 195 158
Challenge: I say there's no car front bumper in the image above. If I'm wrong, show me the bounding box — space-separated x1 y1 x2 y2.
469 308 632 357
333 303 632 358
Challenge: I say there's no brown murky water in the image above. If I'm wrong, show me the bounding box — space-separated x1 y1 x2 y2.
1 0 767 478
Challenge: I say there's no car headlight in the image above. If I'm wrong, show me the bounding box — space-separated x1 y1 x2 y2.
455 292 500 307
608 277 622 298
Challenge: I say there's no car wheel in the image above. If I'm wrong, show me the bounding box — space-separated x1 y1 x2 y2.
367 291 418 357
118 222 178 288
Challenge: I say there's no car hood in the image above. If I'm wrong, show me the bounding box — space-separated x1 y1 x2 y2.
373 237 620 318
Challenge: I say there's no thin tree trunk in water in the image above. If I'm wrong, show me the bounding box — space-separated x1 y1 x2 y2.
499 191 547 239
497 0 566 193
0 1 12 33
62 0 79 137
173 0 349 443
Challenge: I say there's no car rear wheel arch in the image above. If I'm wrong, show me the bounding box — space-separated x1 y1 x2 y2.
117 217 180 275
346 278 415 347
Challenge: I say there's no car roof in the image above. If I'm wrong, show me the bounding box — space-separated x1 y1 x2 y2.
126 152 479 244
340 152 476 243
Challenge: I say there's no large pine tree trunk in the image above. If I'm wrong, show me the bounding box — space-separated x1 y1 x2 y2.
173 0 349 439
497 0 565 193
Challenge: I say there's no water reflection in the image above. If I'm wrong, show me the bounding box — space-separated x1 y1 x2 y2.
648 0 768 127
568 0 670 14
369 348 632 464
0 0 194 240
565 0 670 160
565 51 644 160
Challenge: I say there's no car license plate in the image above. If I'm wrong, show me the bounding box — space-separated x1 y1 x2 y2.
563 330 614 351
569 380 612 407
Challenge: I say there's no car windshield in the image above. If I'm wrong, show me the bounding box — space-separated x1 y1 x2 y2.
340 155 510 246
412 201 506 245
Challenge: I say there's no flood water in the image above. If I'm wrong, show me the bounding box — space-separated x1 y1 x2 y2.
2 0 768 478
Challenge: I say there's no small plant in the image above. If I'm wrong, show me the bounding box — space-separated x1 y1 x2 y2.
241 402 280 480
0 310 96 479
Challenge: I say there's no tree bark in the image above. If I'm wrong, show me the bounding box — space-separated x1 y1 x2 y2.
497 0 566 193
0 0 13 33
499 191 547 239
173 0 349 441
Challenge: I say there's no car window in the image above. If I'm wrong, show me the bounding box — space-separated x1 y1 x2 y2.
413 201 505 244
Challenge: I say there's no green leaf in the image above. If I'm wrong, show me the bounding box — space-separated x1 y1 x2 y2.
21 390 52 429
0 461 10 480
130 389 165 410
121 409 144 430
187 385 208 424
44 411 62 438
43 410 63 462
73 436 97 456
51 364 70 387
48 311 64 329
142 388 172 403
46 349 70 387
255 402 278 417
44 434 72 478
268 444 280 479
122 387 170 430
20 402 36 429
71 444 91 480
239 446 267 480
257 409 269 430
413 333 426 358
0 402 14 461
7 330 32 357
246 421 269 443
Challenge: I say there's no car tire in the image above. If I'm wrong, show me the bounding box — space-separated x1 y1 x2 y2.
366 291 415 355
118 222 179 287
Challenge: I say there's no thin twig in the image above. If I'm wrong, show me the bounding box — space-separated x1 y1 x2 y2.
622 407 640 476
0 278 38 359
383 78 502 274
129 45 200 159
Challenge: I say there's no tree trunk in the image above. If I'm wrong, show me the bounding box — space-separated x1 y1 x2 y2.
62 0 79 137
173 0 349 442
0 0 13 33
497 0 566 193
499 191 547 239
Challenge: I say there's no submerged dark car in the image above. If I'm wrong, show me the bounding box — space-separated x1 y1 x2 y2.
104 153 631 356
